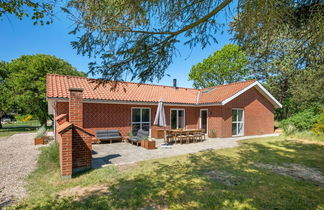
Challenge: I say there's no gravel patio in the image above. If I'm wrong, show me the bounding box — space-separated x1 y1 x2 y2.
92 134 278 168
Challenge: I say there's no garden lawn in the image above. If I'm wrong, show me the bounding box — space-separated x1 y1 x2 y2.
0 120 53 137
13 135 324 209
0 127 37 137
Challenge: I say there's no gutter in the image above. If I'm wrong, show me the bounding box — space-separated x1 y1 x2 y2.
47 97 222 107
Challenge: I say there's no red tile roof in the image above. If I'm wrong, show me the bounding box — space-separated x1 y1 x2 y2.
46 74 256 105
198 80 256 104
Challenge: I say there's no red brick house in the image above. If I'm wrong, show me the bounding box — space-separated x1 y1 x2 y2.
47 74 282 139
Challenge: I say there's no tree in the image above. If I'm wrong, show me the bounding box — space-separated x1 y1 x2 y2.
230 0 323 120
63 0 322 83
232 0 323 68
0 61 12 129
188 44 249 88
5 55 86 125
0 0 55 25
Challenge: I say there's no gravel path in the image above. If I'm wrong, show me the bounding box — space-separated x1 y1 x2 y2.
0 133 40 207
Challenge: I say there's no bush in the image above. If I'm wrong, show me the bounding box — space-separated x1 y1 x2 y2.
312 109 324 135
15 114 33 121
37 142 60 171
209 128 217 138
281 109 320 134
35 125 47 138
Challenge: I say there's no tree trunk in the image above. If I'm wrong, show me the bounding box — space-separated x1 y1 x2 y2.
0 118 2 129
39 118 47 127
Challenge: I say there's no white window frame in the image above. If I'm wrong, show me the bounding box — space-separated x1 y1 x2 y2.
170 109 186 129
232 108 244 136
200 109 208 132
131 107 151 136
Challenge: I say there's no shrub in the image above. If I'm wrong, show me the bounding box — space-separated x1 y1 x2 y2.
37 142 60 171
15 114 33 121
35 125 47 139
281 109 320 133
312 109 324 135
209 128 217 138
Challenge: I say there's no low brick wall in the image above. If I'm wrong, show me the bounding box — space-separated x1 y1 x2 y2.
56 121 94 178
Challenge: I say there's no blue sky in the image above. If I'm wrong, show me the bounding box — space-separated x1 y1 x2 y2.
0 7 234 88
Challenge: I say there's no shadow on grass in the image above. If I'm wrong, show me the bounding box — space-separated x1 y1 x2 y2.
15 138 324 209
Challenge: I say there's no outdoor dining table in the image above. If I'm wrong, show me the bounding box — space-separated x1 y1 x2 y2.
164 129 205 143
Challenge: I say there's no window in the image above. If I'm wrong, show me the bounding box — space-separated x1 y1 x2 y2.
170 109 185 129
232 109 244 136
131 108 150 135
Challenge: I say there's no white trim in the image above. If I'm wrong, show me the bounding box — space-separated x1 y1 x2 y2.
131 107 151 137
232 108 244 137
199 109 208 133
221 81 282 108
170 108 186 129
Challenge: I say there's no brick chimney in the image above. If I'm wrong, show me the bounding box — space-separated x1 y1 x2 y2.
69 88 84 127
173 79 177 88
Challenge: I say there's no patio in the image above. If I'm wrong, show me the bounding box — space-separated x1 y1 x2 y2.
92 134 278 168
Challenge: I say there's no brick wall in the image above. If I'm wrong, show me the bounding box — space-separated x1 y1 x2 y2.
82 103 201 136
222 87 274 137
69 88 84 127
55 88 94 178
59 128 72 177
71 127 92 171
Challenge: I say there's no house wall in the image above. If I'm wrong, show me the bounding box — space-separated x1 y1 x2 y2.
55 87 275 138
221 87 275 137
55 102 201 136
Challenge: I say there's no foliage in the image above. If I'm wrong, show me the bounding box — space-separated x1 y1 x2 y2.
209 128 217 138
30 141 59 177
232 0 323 70
15 114 33 122
231 0 323 120
3 54 86 125
281 109 320 133
14 136 324 209
35 125 47 139
64 0 233 83
0 0 55 25
188 44 249 88
0 61 13 129
312 109 324 135
63 0 322 83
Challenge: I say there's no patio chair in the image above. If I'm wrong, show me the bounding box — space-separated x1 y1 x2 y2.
164 130 173 143
128 129 149 146
95 130 122 143
193 131 203 142
177 130 189 144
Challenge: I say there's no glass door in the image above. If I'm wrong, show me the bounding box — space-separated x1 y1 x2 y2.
232 109 244 136
200 109 208 133
170 109 185 129
132 108 150 135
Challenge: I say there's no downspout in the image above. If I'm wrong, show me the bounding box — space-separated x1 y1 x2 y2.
196 91 200 129
53 101 57 141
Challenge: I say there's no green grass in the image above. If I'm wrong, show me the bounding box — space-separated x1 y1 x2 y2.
289 131 324 142
2 120 41 128
0 120 53 137
0 127 38 137
13 135 324 209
